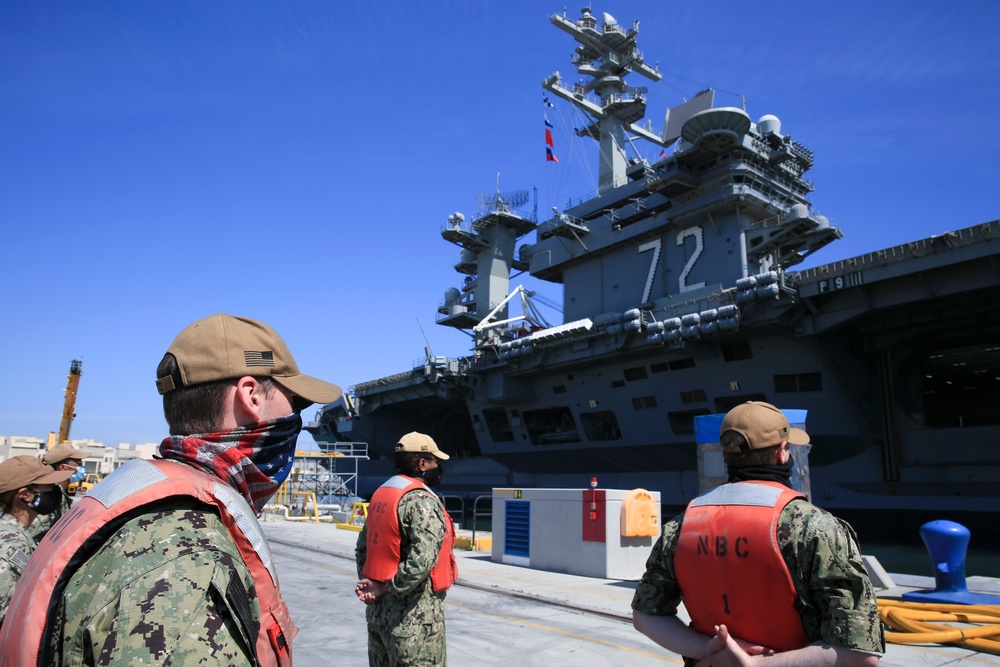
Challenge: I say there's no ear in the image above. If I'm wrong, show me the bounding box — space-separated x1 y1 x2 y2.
232 376 265 424
16 487 34 503
777 441 791 464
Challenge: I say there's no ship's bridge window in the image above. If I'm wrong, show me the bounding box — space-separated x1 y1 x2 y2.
651 362 669 373
632 395 658 410
624 366 649 381
668 408 711 436
774 372 822 393
669 358 696 370
522 407 580 445
482 407 515 442
580 410 622 441
714 394 767 413
680 389 707 404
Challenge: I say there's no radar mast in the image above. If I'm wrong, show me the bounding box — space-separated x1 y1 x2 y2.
543 8 664 194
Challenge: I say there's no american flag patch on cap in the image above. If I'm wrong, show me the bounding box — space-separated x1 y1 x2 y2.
245 350 275 367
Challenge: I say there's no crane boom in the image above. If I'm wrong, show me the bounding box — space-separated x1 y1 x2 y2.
57 359 83 443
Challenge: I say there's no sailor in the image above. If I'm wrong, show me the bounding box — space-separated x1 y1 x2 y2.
632 401 884 666
0 456 73 625
0 313 341 666
29 442 85 542
355 431 457 667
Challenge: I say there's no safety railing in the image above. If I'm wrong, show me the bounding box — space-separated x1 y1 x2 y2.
439 494 465 529
471 495 492 547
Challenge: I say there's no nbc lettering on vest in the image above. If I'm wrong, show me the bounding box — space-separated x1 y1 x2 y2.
694 533 750 558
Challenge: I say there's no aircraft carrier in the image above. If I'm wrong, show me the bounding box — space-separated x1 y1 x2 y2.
305 7 1000 543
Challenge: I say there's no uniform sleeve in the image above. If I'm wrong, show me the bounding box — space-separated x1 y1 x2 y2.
56 508 259 666
388 490 446 598
0 523 35 623
0 549 23 622
631 513 684 616
781 503 885 654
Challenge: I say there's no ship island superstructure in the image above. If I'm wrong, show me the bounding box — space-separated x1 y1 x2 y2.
308 8 1000 541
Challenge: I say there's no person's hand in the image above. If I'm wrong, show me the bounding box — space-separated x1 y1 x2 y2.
732 630 774 658
355 578 388 605
695 625 768 666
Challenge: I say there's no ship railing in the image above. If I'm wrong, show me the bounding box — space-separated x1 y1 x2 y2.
441 209 533 239
315 441 368 459
537 212 589 238
602 91 645 108
411 355 461 374
352 370 419 392
602 22 626 37
562 174 633 210
441 217 476 236
437 289 477 315
797 221 999 282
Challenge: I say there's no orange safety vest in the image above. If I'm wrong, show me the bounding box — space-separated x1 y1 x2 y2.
674 481 809 653
0 458 296 667
362 475 457 593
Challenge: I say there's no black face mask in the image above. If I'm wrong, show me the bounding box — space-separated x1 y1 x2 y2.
422 463 444 488
27 488 62 515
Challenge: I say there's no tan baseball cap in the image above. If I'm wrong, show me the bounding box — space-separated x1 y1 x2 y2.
43 442 85 466
155 313 342 406
720 401 809 451
0 456 74 493
395 432 450 460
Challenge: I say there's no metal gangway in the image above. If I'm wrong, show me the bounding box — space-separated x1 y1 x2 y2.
272 442 369 521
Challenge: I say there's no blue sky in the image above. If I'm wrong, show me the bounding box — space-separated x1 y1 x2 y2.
2 1 998 448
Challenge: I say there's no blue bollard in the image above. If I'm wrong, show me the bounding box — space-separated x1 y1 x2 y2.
902 520 1000 605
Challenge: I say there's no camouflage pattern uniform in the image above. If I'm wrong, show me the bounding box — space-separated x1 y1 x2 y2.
632 495 885 666
49 498 259 665
0 511 36 624
356 488 448 667
28 486 73 543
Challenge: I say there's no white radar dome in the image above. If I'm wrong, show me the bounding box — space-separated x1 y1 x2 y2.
757 114 781 136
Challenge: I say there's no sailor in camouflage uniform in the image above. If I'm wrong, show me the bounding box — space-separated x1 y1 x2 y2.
29 442 85 543
632 402 884 666
356 432 458 667
0 314 342 666
0 456 73 625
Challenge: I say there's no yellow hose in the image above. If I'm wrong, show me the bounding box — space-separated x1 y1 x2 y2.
877 598 1000 655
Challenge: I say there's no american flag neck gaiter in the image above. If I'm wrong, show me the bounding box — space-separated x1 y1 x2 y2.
158 412 302 513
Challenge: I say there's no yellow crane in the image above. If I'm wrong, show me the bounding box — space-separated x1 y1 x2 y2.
57 359 83 443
